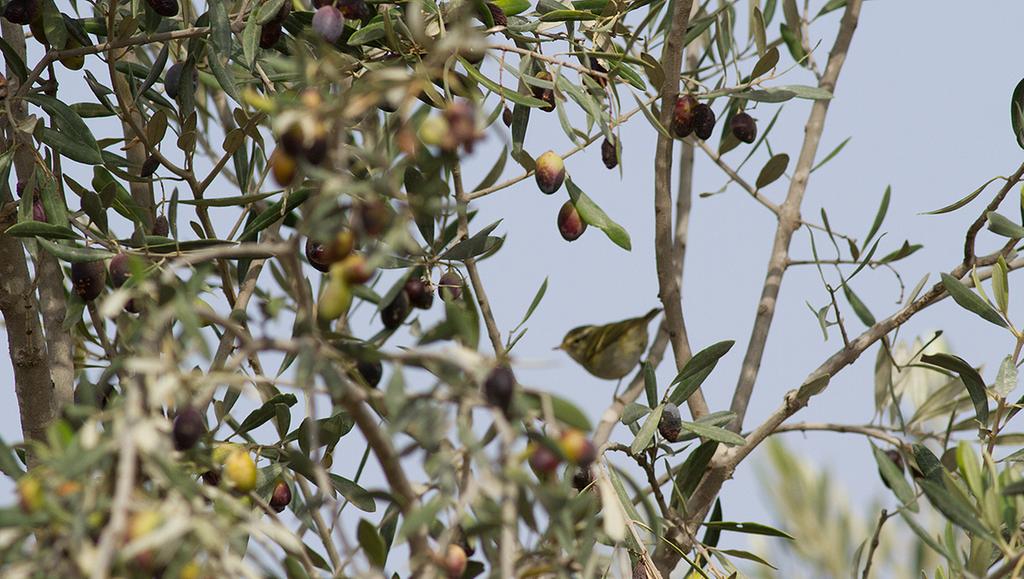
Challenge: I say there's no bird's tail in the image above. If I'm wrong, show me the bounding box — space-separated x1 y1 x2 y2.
644 307 662 321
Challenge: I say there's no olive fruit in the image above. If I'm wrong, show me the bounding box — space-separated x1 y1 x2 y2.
260 21 283 49
671 94 697 138
337 0 370 20
146 0 179 17
381 290 411 329
444 544 468 579
224 450 258 492
355 359 383 388
270 147 298 187
108 253 132 288
338 253 374 284
658 402 682 442
692 103 716 140
305 239 332 273
404 277 434 310
572 467 593 492
557 201 587 241
559 429 596 466
140 155 160 178
528 443 561 478
601 136 618 169
357 199 392 236
418 115 451 148
535 150 565 194
71 260 106 301
532 71 555 112
312 5 344 43
201 470 221 486
483 366 515 415
438 270 464 302
502 106 513 127
269 481 292 513
318 274 352 321
153 215 170 237
3 0 38 25
731 111 757 143
164 62 195 100
172 406 205 451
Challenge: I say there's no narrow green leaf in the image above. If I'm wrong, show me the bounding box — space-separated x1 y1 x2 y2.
921 352 990 425
357 519 388 568
810 137 851 173
755 153 789 188
703 521 794 540
677 421 746 446
460 58 549 109
924 177 1001 215
939 272 1007 329
919 479 994 540
871 444 918 511
5 221 77 240
1011 77 1024 150
668 341 734 405
630 404 664 455
750 47 779 79
986 211 1024 238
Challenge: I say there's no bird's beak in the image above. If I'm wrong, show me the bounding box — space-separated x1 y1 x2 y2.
552 344 563 351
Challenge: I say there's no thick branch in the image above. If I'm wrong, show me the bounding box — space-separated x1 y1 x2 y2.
654 0 707 420
729 0 863 431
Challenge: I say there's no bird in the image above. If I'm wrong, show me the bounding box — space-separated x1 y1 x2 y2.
557 308 661 379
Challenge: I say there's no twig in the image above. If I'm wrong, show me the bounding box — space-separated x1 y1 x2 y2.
963 161 1024 268
861 509 891 579
769 422 904 448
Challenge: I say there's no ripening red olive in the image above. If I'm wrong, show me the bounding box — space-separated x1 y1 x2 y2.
557 201 587 241
671 95 697 138
269 481 292 512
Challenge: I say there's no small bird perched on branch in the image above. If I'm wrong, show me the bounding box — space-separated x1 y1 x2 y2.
557 308 661 379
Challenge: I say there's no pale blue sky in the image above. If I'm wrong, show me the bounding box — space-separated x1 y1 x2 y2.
4 1 1024 575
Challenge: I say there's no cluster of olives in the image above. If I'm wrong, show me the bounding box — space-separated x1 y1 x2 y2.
671 95 759 144
3 0 85 69
528 428 598 484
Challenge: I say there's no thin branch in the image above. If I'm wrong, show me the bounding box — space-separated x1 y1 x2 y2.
769 422 903 448
729 0 864 432
964 161 1024 268
861 509 891 579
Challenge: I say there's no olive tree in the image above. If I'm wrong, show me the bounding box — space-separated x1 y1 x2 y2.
2 0 1024 576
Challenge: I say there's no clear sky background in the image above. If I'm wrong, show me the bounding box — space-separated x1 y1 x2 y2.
4 0 1024 576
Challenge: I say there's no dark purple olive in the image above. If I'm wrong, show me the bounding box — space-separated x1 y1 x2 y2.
601 136 617 169
483 366 515 415
108 253 132 288
658 402 682 442
502 107 513 127
269 481 292 512
202 470 221 486
692 103 716 140
270 0 291 24
164 62 191 100
15 181 26 197
355 358 382 388
305 239 331 273
557 201 587 242
260 21 283 49
3 0 39 25
71 261 106 301
172 406 205 451
312 6 344 43
532 71 555 112
381 290 410 329
731 112 757 143
337 0 370 20
140 155 160 178
438 271 463 302
146 0 179 18
572 466 593 492
404 277 434 310
152 215 169 237
671 95 697 138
